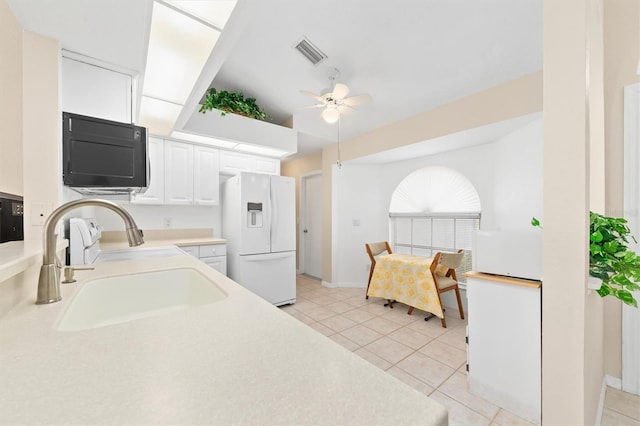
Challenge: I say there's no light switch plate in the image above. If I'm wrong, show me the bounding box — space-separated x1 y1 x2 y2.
31 202 52 226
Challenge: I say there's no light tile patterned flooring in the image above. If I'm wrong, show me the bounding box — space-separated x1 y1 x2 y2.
280 275 534 426
282 275 640 426
602 386 640 426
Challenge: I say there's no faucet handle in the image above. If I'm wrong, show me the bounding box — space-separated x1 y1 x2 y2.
62 266 95 284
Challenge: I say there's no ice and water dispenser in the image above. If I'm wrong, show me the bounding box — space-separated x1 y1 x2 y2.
247 202 263 228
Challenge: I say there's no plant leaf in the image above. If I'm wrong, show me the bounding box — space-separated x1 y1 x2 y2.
615 290 638 308
591 230 604 243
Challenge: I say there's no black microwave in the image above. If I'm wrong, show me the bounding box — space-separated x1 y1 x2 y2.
62 112 149 193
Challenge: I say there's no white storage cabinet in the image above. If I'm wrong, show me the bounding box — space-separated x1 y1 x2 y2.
165 140 194 205
132 137 165 204
132 139 219 206
219 150 280 176
466 273 541 425
179 244 227 276
62 56 132 123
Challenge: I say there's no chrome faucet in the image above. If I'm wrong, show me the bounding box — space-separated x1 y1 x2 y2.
36 199 144 304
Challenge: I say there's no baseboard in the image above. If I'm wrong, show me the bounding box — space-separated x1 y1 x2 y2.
605 375 622 389
596 375 623 426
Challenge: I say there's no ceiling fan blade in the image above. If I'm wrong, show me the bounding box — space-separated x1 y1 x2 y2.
337 105 356 116
332 83 350 100
343 94 372 106
303 104 325 109
300 90 325 103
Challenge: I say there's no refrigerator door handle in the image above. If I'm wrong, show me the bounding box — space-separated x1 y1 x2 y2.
243 252 292 262
270 182 277 246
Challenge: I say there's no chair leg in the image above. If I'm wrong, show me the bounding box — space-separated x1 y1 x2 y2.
454 286 465 320
440 317 447 328
365 265 375 299
407 306 414 315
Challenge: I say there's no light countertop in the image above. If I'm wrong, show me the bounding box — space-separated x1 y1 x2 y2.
0 255 448 425
465 271 542 288
0 240 68 283
99 228 225 250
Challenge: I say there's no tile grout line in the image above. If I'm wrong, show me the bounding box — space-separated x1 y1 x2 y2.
603 405 640 423
294 277 520 425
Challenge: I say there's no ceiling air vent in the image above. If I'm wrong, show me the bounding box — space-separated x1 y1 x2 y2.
293 37 327 66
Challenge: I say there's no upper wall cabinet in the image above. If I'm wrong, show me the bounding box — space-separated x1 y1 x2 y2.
61 56 133 123
165 140 195 205
132 139 219 206
194 145 220 206
132 137 165 204
219 150 280 176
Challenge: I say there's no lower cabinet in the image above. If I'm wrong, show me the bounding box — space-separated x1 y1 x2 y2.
466 273 541 425
179 244 227 276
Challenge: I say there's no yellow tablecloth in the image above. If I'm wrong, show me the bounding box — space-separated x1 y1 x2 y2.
366 254 444 319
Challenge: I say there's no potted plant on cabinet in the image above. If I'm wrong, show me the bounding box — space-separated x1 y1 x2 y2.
532 212 640 307
199 88 269 121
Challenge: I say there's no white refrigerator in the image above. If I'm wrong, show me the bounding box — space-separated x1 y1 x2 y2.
222 172 296 306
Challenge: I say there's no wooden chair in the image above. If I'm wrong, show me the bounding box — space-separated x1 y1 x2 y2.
365 242 392 300
427 249 466 328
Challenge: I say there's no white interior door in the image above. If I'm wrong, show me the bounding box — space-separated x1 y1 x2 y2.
302 173 322 279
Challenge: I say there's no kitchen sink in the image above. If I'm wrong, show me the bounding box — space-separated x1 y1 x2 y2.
56 268 227 331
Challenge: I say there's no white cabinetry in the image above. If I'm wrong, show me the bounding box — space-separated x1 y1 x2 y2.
165 140 194 205
132 137 164 204
178 244 227 275
194 145 220 206
466 273 541 425
219 151 280 175
132 139 219 205
61 56 132 123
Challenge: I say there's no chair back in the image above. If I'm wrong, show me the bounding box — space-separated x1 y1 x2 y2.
366 242 392 262
430 249 464 276
439 250 464 269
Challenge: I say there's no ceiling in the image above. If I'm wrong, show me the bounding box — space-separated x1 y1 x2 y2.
6 0 542 160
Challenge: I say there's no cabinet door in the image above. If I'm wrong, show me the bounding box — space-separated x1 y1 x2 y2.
177 245 199 258
164 140 194 205
253 157 280 175
201 256 227 276
132 137 164 204
219 151 252 175
62 56 132 123
193 145 220 205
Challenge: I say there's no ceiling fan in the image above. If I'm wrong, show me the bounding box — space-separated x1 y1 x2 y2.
301 68 372 124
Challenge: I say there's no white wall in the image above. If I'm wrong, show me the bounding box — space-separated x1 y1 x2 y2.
333 164 390 286
94 203 221 234
333 116 543 288
492 118 544 229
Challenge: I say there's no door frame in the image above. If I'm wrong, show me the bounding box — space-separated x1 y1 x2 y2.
299 171 322 279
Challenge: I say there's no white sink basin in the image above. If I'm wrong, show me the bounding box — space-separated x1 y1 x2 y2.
57 268 227 331
94 246 187 263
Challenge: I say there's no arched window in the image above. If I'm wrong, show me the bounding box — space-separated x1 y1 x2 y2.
389 166 481 283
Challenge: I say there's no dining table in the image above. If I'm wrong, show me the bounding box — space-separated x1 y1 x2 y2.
366 253 444 319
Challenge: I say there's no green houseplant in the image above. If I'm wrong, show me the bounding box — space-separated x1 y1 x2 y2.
199 88 269 121
532 212 640 307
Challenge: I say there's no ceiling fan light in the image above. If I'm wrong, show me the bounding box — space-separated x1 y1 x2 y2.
322 107 340 124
